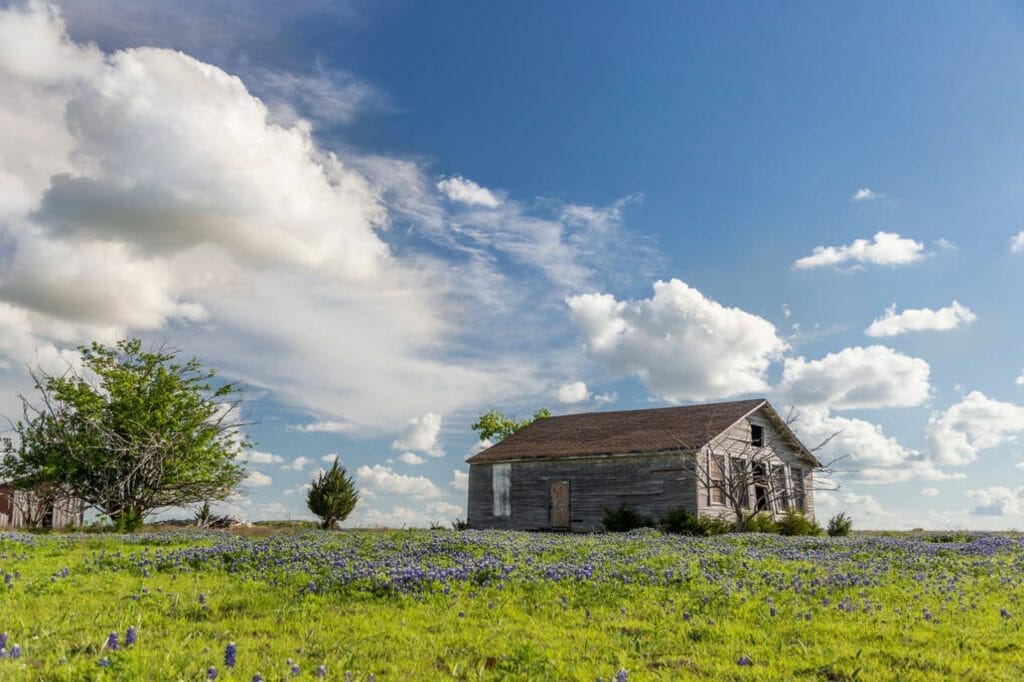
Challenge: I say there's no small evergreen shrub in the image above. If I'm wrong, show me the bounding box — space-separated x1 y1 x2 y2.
776 509 823 536
745 512 779 534
827 512 853 537
602 503 654 532
451 518 469 531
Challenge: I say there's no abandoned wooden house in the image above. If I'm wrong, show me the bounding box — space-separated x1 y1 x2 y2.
0 483 84 530
465 398 819 531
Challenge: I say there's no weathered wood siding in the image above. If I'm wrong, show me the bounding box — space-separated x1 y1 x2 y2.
0 486 84 529
695 407 816 521
468 453 698 531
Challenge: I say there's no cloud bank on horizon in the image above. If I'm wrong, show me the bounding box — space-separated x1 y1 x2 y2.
0 2 1022 529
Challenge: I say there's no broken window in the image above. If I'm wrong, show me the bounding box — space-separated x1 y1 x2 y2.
731 457 750 508
789 466 805 512
492 463 511 517
708 453 725 505
771 464 789 511
750 423 764 447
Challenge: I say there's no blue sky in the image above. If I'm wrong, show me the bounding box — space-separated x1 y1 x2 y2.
2 1 1024 527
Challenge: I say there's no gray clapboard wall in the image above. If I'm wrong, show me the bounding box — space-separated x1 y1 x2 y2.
468 452 698 532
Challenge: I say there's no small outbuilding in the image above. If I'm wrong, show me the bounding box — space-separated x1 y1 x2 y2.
0 483 84 530
465 398 819 531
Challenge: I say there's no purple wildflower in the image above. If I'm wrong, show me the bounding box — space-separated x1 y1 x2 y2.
125 626 137 646
0 633 6 649
225 642 237 668
106 631 119 651
0 648 7 660
1001 608 1012 619
291 663 301 676
198 593 207 605
615 668 629 682
207 666 218 679
98 658 109 668
770 606 777 617
252 674 264 682
316 664 328 678
737 655 753 666
682 612 691 621
9 644 20 659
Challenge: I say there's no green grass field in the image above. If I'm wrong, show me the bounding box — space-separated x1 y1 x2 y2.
0 528 1021 680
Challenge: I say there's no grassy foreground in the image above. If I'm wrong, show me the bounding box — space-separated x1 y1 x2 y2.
0 529 1022 680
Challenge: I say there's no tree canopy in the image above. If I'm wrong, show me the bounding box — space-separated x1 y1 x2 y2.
0 339 248 530
471 408 551 443
306 459 359 529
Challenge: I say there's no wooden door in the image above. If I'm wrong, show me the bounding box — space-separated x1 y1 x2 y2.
550 480 570 529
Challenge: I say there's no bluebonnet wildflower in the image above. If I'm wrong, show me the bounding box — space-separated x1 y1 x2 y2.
98 658 109 668
770 606 777 617
9 644 20 659
615 668 629 682
252 674 263 682
1001 608 1012 619
0 633 6 649
198 593 207 605
291 662 301 675
316 664 327 678
225 642 237 668
207 666 218 679
106 631 119 651
737 655 753 666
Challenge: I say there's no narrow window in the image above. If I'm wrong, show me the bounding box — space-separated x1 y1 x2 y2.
771 464 789 511
708 454 725 505
750 424 764 447
492 463 511 517
789 466 805 512
731 457 750 508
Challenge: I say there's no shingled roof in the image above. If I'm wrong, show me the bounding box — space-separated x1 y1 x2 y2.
466 398 807 464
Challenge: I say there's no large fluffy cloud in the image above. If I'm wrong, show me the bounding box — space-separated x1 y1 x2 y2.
967 486 1023 516
566 279 787 402
391 412 445 457
788 405 961 483
793 231 924 270
926 391 1024 465
865 301 976 337
356 464 442 498
777 346 931 410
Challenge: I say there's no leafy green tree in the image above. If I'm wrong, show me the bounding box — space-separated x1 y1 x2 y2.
306 460 359 529
0 339 248 530
471 408 551 443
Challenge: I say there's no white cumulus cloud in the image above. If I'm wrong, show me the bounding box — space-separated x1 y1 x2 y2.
243 470 273 487
399 452 426 465
865 301 976 337
283 456 309 472
776 345 931 410
852 188 880 202
243 450 284 464
927 391 1024 465
567 279 787 402
967 486 1023 516
450 469 469 493
391 412 444 457
793 231 924 270
436 175 501 208
1011 231 1024 254
921 487 939 497
356 464 441 498
555 380 590 404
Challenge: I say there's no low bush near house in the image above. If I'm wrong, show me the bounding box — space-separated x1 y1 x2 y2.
777 509 823 536
601 503 654 532
659 508 732 536
745 512 779 534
